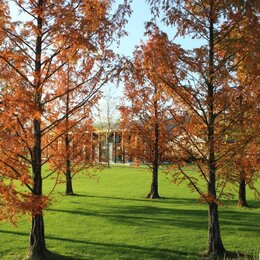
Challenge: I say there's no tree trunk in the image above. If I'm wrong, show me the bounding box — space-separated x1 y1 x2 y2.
147 94 160 199
65 83 74 195
206 202 225 256
106 134 110 168
98 134 102 162
237 94 248 207
147 165 160 199
65 133 74 195
204 0 225 256
66 172 74 195
29 214 50 260
29 1 49 258
238 177 248 207
65 139 74 195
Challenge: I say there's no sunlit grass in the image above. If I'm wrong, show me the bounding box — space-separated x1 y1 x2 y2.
0 165 259 259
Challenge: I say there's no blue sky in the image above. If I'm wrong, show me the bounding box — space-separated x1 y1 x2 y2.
7 0 204 113
113 0 152 56
114 0 204 56
9 0 203 56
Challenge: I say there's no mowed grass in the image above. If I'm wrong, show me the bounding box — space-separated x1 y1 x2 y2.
0 165 259 259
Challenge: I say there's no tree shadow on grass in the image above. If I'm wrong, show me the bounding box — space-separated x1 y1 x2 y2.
47 205 208 231
221 199 260 209
0 229 198 259
47 198 260 233
1 229 257 259
65 193 199 204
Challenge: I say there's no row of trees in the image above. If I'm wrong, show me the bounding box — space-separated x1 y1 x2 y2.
120 0 259 256
0 0 259 259
0 0 131 259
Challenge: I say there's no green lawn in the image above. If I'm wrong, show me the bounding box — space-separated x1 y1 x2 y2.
0 165 259 259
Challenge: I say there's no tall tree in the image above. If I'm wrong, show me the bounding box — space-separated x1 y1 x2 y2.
47 61 100 195
225 6 260 206
120 39 180 199
146 0 259 256
0 0 130 258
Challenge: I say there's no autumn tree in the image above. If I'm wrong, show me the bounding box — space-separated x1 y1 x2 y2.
0 0 38 228
120 38 181 199
95 86 120 167
222 6 260 207
146 0 259 256
46 61 100 195
0 0 130 259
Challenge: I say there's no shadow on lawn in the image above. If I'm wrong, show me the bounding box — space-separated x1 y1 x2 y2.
0 230 197 259
69 193 200 205
221 199 260 209
47 196 260 233
47 204 208 231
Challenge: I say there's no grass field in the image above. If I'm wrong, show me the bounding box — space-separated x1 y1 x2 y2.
0 165 259 259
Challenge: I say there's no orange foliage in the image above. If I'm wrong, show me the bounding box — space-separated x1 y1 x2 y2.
0 0 131 228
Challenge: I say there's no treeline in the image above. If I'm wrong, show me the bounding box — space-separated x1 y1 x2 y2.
0 1 259 259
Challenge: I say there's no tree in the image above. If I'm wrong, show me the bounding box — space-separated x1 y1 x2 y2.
120 38 180 199
146 0 259 256
95 86 120 168
46 62 100 195
0 1 130 258
224 7 260 207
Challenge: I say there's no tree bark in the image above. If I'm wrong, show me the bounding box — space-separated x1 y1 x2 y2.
106 134 110 168
65 172 74 195
65 132 74 195
65 79 74 195
237 95 248 207
147 165 160 199
29 1 49 258
147 90 160 199
238 177 248 207
29 93 49 258
207 202 225 256
29 214 50 260
205 1 225 255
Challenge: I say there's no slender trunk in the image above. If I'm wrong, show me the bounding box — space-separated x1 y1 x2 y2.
114 132 117 163
147 90 160 199
205 1 225 255
238 177 248 207
106 134 110 168
98 134 102 162
65 171 74 195
122 132 125 163
237 96 248 207
147 164 160 199
207 202 225 255
29 1 49 259
65 73 74 195
206 137 225 255
65 132 74 195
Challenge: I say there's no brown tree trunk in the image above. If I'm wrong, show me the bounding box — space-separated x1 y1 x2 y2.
66 171 74 195
98 134 102 162
29 214 50 260
147 93 160 199
147 165 160 199
29 120 49 258
207 202 225 256
237 95 248 207
29 1 49 258
205 1 225 255
106 135 110 168
65 82 74 195
65 133 74 195
238 177 248 207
